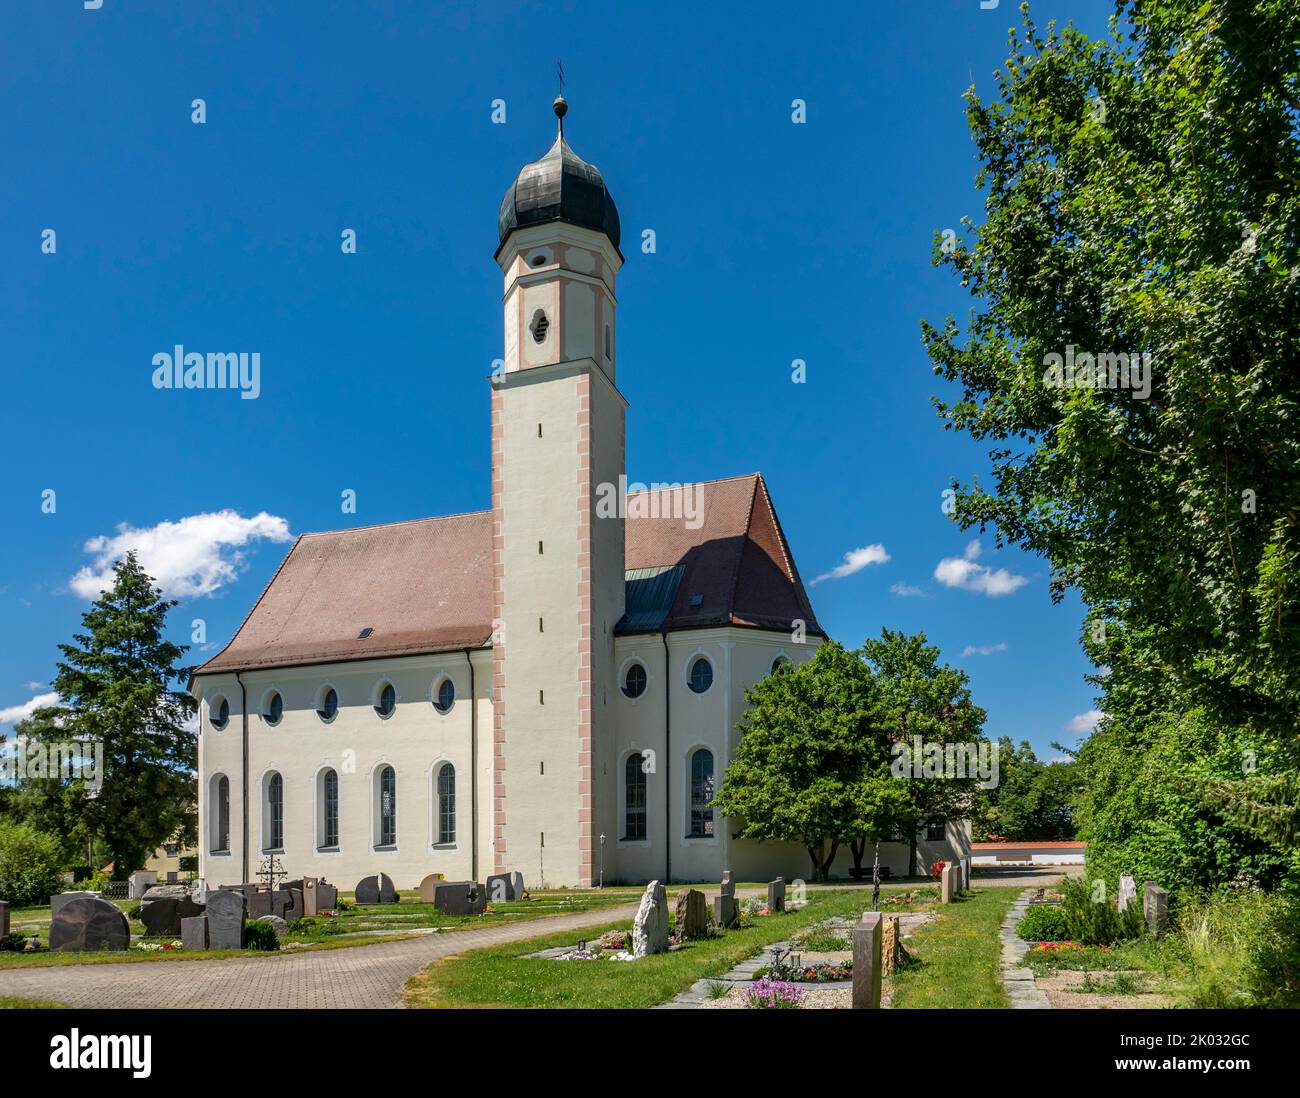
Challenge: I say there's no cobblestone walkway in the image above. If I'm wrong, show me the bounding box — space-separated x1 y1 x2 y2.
0 903 638 1009
999 889 1052 1009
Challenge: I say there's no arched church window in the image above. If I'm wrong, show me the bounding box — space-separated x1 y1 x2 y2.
319 769 339 850
624 753 647 841
688 656 714 694
264 772 284 851
688 750 715 838
377 766 397 848
211 774 230 853
436 764 456 844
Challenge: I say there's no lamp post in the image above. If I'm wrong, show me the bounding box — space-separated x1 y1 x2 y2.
599 833 606 889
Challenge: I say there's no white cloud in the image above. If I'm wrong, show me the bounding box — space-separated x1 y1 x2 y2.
70 511 292 600
0 692 59 725
1065 709 1103 734
890 582 927 598
933 539 1028 597
961 642 1008 657
811 544 890 585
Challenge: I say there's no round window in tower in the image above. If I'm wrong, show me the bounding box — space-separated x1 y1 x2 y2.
375 682 397 719
622 663 647 699
688 657 714 694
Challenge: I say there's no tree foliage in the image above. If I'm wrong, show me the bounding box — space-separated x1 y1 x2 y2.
923 0 1300 884
15 552 196 877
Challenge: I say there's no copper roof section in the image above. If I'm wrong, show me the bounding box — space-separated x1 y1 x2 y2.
196 474 822 676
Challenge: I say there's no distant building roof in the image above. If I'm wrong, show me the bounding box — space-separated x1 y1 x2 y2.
195 473 822 676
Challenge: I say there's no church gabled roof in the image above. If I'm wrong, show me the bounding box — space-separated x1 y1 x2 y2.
195 473 822 676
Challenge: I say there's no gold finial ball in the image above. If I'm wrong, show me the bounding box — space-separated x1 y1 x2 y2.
553 95 568 120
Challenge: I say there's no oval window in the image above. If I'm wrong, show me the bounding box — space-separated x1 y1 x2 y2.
318 687 339 723
622 663 647 699
264 691 284 726
375 683 397 718
530 309 549 344
434 678 455 714
210 696 230 731
771 656 791 675
688 657 713 694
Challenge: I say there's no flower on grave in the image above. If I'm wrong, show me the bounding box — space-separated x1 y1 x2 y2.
745 978 804 1009
930 860 947 879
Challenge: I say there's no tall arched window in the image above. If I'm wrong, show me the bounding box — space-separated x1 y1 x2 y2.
377 765 397 848
264 772 284 851
689 749 715 837
319 769 339 850
436 764 456 844
211 774 230 853
624 753 647 841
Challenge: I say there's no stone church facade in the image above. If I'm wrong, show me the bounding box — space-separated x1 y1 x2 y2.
192 100 969 890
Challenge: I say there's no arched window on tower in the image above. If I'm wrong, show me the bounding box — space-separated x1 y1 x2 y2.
376 766 397 849
318 769 339 850
264 772 284 852
211 774 230 854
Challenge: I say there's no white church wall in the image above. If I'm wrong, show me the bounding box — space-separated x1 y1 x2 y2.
195 649 490 893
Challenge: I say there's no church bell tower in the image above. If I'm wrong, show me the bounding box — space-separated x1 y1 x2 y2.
491 95 626 886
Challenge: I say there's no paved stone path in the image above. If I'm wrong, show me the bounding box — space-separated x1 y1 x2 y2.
0 903 639 1010
999 889 1052 1009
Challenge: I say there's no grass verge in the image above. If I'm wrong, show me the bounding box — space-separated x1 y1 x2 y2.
888 886 1018 1009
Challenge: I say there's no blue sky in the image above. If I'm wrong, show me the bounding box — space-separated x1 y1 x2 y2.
0 0 1112 757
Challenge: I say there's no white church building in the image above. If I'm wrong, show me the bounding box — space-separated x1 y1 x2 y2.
192 99 968 890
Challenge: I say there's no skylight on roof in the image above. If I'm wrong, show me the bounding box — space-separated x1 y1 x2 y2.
358 627 374 639
689 594 703 607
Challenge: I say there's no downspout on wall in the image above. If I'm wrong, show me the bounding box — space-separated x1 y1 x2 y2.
236 671 249 885
464 648 477 883
661 630 671 884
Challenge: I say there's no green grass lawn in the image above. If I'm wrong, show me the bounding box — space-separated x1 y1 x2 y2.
0 996 69 1009
888 886 1019 1009
404 889 897 1008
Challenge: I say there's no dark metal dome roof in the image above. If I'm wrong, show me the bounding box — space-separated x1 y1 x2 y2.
497 105 620 253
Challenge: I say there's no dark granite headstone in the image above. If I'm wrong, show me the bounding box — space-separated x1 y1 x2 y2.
852 912 883 1009
205 889 246 950
51 891 101 918
284 888 304 925
427 881 486 916
485 871 525 903
181 916 208 950
317 881 338 911
0 899 9 938
49 896 130 952
355 873 396 905
139 886 204 937
767 877 786 913
714 870 739 928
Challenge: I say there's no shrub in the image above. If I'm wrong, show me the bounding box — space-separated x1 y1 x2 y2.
1016 903 1071 942
1174 888 1300 1008
1060 877 1144 946
242 921 280 952
0 822 66 907
1 932 29 953
744 978 804 1009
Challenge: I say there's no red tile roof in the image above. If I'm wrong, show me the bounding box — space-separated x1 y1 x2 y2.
196 473 822 675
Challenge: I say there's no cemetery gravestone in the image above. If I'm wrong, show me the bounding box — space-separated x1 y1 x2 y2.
880 915 898 978
139 885 204 936
713 870 739 929
355 873 397 905
51 891 101 918
49 896 130 952
0 899 8 938
486 871 526 903
426 880 486 916
767 877 786 913
181 916 208 950
940 865 955 903
674 888 709 941
1117 873 1137 913
317 881 338 911
205 889 246 950
257 915 288 941
852 911 883 1009
632 880 669 956
302 878 319 916
1143 881 1168 937
284 888 304 925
